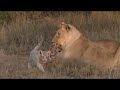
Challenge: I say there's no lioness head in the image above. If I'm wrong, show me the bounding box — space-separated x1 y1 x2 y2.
52 22 81 50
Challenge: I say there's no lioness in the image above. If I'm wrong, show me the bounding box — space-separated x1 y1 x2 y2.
52 22 120 70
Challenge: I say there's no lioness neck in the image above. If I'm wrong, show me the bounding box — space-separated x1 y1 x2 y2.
65 29 81 49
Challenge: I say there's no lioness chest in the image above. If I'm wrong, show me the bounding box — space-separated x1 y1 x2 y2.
63 38 89 60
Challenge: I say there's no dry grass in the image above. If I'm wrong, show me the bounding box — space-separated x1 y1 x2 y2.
0 11 120 79
0 50 120 79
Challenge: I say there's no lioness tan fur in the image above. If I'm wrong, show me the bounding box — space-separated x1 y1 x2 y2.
52 22 120 70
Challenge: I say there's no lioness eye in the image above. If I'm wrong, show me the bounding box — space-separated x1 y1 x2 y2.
58 32 60 36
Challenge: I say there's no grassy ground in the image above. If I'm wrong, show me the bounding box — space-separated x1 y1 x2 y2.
1 49 120 79
0 11 120 79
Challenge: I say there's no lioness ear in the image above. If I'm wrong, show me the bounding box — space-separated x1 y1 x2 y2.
65 25 70 31
61 22 66 28
61 22 65 25
61 22 70 31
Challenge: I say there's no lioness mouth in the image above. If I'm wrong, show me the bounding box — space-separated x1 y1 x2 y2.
52 42 63 52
